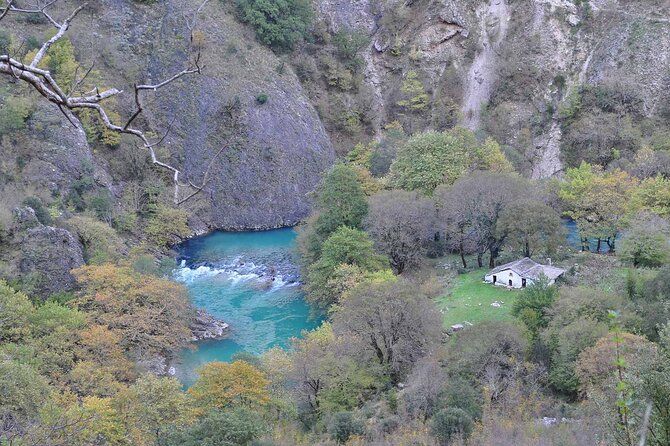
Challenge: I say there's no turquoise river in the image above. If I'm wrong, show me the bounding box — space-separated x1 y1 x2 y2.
172 228 318 386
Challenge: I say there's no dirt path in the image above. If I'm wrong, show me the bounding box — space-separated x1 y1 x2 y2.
461 0 510 131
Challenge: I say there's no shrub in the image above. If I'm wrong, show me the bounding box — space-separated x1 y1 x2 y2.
0 31 10 54
0 96 33 135
67 216 124 264
145 205 191 249
236 0 312 50
430 407 473 445
22 196 51 226
87 191 114 224
332 31 367 67
328 411 364 444
255 93 268 104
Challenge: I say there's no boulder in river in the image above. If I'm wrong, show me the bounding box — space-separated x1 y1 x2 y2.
190 309 230 341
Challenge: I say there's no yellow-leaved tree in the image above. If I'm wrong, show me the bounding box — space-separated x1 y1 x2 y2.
188 360 271 414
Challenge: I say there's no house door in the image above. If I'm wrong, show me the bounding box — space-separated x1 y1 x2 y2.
493 275 497 284
522 278 527 288
508 279 513 287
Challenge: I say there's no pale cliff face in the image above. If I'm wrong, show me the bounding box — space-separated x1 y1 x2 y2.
313 0 670 177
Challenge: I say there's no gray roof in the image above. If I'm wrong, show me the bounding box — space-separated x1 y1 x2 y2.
486 257 565 281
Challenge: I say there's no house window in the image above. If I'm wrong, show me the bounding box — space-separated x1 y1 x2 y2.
522 278 527 288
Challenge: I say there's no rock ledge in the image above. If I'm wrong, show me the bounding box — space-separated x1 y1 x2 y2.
190 309 230 341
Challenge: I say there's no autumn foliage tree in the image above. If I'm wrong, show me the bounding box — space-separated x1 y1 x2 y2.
559 162 638 252
72 264 194 360
188 361 271 413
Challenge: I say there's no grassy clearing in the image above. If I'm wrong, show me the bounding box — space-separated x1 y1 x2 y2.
435 270 521 328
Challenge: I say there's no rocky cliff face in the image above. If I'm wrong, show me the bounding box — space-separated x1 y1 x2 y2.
76 0 335 230
14 208 85 299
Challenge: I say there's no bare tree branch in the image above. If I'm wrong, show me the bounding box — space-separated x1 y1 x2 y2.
0 0 61 26
176 144 226 206
30 3 86 67
0 0 222 205
185 0 210 34
0 0 14 21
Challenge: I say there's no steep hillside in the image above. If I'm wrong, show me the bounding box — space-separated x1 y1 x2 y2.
1 0 335 234
305 0 670 176
2 0 669 233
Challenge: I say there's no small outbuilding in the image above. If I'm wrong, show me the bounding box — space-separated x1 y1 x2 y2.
484 257 565 289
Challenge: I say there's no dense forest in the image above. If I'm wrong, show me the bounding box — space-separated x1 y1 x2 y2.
1 0 670 445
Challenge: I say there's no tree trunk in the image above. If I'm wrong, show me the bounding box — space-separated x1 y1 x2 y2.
581 237 589 252
524 239 530 258
477 253 483 268
489 251 496 269
596 238 602 253
607 237 616 253
459 242 467 268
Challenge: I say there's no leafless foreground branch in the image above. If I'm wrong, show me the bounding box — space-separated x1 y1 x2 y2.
0 0 219 205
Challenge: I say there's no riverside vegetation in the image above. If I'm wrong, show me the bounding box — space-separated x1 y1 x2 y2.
2 0 670 445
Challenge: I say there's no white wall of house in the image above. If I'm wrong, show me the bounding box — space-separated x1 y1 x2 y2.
484 269 531 289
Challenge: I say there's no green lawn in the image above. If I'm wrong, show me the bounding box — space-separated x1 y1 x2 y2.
436 270 521 328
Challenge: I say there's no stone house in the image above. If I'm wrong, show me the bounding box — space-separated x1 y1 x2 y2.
484 257 565 289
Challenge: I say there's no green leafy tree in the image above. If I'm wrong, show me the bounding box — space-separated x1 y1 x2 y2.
397 71 429 113
116 375 191 446
298 163 368 266
559 162 638 252
475 137 515 173
390 128 479 194
498 199 564 258
511 276 558 339
167 408 268 446
236 0 312 50
618 213 670 267
430 407 473 445
313 163 368 237
145 205 191 249
631 174 670 217
305 227 387 312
